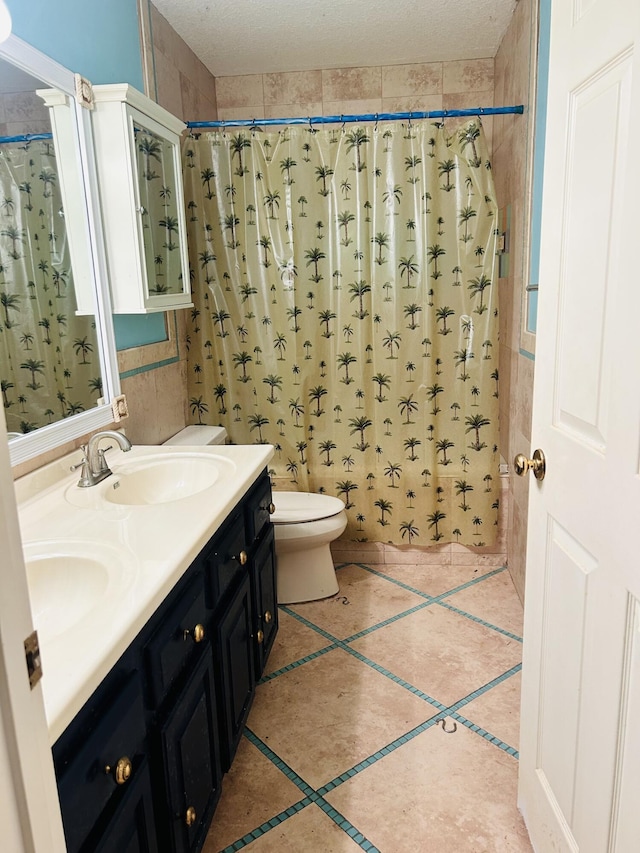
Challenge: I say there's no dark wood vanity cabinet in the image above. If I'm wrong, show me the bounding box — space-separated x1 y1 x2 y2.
53 470 276 853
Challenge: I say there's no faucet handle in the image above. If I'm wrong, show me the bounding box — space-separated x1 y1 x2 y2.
70 445 88 472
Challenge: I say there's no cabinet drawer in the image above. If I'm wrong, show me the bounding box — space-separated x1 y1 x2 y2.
144 572 208 708
245 472 274 543
204 511 247 609
56 674 146 853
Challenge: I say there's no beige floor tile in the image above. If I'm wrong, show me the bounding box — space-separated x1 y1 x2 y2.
263 610 334 677
325 722 532 852
463 672 522 750
289 564 425 640
247 648 433 789
376 562 491 598
202 737 302 852
238 803 364 852
349 605 523 706
443 571 525 637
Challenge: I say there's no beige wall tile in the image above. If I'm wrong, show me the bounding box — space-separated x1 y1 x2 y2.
322 67 382 102
216 75 264 109
263 71 323 106
384 548 452 566
154 56 184 119
264 103 323 121
382 63 443 98
217 106 266 122
322 98 383 117
443 58 494 95
381 94 443 114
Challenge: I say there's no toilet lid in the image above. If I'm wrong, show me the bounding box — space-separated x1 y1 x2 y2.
271 491 345 524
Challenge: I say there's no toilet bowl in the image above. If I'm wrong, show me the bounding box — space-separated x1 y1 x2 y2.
271 492 347 604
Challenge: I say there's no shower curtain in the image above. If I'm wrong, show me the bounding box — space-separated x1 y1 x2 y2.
182 119 500 546
0 140 100 432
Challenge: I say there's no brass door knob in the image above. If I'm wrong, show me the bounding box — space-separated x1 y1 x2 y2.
185 806 197 827
256 629 264 644
268 502 275 514
264 611 273 624
184 623 205 643
514 449 546 481
105 756 132 785
235 550 248 566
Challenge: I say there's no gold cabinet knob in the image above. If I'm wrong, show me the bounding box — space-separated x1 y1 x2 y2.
256 629 264 644
185 806 197 827
264 611 272 624
268 502 275 514
184 623 205 643
514 449 546 481
105 756 132 785
235 550 248 566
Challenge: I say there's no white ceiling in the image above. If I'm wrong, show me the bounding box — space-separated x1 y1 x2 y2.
152 0 518 78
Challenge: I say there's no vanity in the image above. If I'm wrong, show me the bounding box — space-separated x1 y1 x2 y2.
16 443 277 853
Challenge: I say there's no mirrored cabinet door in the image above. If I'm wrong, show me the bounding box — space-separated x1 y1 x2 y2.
91 84 192 314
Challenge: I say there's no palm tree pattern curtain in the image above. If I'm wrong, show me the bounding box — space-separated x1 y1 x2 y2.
0 141 100 432
182 120 500 546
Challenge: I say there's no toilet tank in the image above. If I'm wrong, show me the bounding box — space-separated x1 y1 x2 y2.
163 425 228 446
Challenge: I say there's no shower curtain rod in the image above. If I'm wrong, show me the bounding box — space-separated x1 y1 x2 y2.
187 104 524 130
0 132 53 144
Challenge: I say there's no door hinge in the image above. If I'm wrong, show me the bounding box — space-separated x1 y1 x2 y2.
24 631 43 689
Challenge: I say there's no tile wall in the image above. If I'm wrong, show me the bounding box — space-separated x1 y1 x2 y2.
215 58 495 150
491 0 537 601
0 92 49 138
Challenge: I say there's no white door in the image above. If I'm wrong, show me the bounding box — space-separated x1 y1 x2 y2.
0 411 66 849
518 0 640 850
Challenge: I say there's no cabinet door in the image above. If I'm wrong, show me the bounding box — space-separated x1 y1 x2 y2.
133 115 189 306
91 758 158 853
216 573 255 771
251 528 278 678
56 673 147 853
158 646 222 853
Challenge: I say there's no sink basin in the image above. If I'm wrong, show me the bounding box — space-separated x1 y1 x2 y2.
104 453 230 506
24 541 132 643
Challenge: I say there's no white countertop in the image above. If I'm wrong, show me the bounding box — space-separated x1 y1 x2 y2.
15 443 274 744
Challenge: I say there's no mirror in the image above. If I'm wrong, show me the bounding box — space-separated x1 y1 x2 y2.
0 36 120 465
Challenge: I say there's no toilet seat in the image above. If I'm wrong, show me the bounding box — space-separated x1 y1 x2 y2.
271 491 345 524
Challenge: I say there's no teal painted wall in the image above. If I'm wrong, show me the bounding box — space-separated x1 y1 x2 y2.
6 0 168 351
527 0 551 334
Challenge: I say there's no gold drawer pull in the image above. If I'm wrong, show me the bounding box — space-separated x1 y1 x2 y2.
264 611 273 624
234 550 248 566
268 502 275 514
185 806 197 827
183 623 205 643
256 629 264 644
105 756 132 785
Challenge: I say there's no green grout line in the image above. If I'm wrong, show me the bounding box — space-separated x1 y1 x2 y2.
259 643 338 683
435 598 523 642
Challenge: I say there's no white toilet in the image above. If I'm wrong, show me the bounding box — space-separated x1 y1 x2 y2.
271 492 347 604
163 428 347 604
163 424 228 447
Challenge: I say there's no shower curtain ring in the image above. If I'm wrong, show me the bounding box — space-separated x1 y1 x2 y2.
408 110 413 130
374 113 379 132
341 114 345 132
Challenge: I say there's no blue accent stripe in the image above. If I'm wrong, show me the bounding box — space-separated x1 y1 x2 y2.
119 355 179 380
519 347 536 361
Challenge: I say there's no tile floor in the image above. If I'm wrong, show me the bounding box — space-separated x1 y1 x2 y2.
203 562 532 852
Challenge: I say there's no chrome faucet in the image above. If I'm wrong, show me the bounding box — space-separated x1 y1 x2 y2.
73 430 132 488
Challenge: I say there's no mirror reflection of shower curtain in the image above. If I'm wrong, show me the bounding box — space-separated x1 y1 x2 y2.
0 140 100 433
183 120 500 546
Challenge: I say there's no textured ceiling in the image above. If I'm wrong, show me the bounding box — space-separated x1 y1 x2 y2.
152 0 517 77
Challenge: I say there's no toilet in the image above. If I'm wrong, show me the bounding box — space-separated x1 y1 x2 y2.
271 492 347 604
163 427 347 604
163 424 228 447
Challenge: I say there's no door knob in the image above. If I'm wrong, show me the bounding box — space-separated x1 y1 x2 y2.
514 449 546 481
